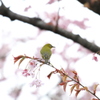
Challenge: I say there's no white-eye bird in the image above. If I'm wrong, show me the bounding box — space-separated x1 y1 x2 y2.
40 43 54 64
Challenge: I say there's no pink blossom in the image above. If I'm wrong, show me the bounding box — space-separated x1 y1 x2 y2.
47 0 56 4
24 6 31 12
72 18 89 29
29 60 37 69
9 86 22 99
22 69 30 77
92 54 98 62
16 69 35 78
30 72 35 78
30 79 44 87
0 77 6 81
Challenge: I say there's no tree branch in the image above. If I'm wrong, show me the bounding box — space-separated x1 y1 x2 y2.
0 3 100 53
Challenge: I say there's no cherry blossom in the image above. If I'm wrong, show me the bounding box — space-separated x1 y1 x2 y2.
22 69 30 77
92 54 98 62
29 60 37 69
30 79 44 88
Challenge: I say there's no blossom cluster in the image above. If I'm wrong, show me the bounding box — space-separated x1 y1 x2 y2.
22 60 43 87
14 55 44 88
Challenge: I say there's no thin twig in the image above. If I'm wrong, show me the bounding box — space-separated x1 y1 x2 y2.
54 7 60 31
49 63 100 100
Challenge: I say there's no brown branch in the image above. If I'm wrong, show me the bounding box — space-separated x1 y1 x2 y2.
54 8 60 31
0 2 100 53
49 63 100 100
64 72 100 100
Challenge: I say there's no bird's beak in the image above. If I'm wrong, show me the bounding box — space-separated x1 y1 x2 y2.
52 46 55 48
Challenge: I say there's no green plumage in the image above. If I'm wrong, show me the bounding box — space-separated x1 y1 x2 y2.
40 44 54 64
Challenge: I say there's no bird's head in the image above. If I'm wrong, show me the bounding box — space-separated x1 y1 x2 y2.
44 43 55 49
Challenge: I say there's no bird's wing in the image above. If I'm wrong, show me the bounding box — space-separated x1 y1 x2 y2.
41 50 51 60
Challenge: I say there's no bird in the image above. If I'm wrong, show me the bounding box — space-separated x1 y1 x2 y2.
40 43 54 64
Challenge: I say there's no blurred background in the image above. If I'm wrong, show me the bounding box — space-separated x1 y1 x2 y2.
0 0 100 100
